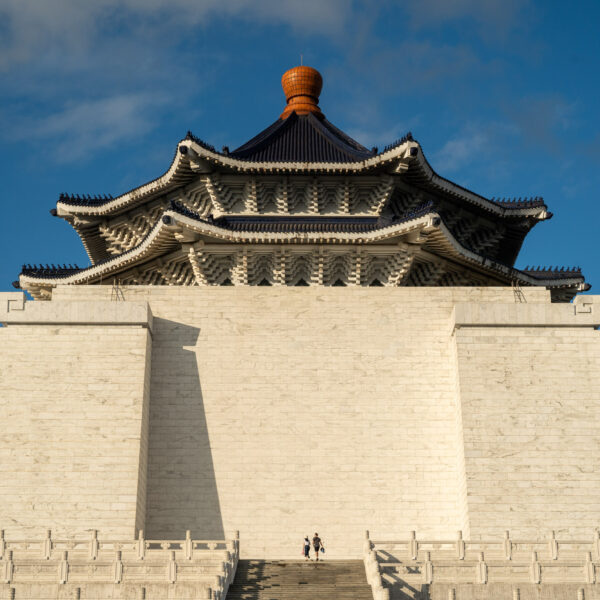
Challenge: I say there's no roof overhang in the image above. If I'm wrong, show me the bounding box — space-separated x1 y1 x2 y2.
54 138 551 223
20 205 585 300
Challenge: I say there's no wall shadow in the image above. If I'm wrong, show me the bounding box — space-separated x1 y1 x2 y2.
145 318 224 540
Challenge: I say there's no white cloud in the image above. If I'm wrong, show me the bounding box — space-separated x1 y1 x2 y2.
434 129 488 173
0 0 353 69
431 120 529 188
506 95 576 155
405 0 530 32
12 93 168 161
0 0 360 163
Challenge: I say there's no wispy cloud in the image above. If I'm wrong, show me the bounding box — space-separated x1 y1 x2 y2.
10 93 168 162
0 0 358 163
405 0 531 35
0 0 353 70
434 129 488 173
505 94 576 155
434 93 580 177
0 0 585 171
431 121 519 185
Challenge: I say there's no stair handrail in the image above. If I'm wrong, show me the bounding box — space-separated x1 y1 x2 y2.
363 530 389 600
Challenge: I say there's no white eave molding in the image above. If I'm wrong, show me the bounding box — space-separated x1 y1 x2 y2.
54 138 548 221
20 208 577 295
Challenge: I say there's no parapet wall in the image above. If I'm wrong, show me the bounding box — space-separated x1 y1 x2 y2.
1 286 599 560
56 286 521 557
452 296 600 539
0 297 153 539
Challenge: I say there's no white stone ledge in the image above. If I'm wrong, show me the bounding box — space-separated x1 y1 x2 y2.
453 296 600 330
0 293 153 332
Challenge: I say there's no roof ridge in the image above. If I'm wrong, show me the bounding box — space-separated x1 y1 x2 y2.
58 193 114 207
318 116 370 153
184 131 217 153
303 112 372 161
392 200 435 222
169 199 210 223
522 265 582 274
19 264 82 281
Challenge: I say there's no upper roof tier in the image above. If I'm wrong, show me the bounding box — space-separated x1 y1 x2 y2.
52 65 552 221
230 66 373 162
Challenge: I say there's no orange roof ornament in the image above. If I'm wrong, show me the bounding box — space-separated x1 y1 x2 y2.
280 66 323 119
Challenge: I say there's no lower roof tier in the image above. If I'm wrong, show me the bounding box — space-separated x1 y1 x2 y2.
17 201 588 302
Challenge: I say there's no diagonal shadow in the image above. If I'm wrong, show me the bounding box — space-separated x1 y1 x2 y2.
227 560 268 600
381 559 428 600
145 318 224 540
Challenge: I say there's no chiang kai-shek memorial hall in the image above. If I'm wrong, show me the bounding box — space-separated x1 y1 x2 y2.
15 67 589 301
1 67 599 600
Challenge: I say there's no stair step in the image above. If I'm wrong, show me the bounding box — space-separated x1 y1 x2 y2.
227 560 371 600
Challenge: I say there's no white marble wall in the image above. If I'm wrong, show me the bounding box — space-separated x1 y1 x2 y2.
2 285 598 560
0 301 152 539
51 285 552 558
454 306 600 539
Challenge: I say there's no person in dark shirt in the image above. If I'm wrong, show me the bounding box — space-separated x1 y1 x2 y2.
312 532 324 561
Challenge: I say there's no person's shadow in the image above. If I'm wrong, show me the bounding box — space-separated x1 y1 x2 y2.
145 318 224 540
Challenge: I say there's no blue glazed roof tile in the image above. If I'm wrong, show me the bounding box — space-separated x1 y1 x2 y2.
230 112 374 163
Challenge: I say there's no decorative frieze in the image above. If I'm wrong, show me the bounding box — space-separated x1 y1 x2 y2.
112 244 492 289
94 174 423 257
18 199 587 300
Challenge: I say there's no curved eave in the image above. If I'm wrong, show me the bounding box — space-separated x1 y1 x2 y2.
21 210 437 291
54 138 550 223
20 208 583 299
69 221 110 265
427 222 586 293
406 150 550 221
56 144 196 218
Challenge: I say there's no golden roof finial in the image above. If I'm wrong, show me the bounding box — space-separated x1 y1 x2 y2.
280 65 323 120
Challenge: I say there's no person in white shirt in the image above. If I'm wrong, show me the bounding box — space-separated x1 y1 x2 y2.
303 536 311 560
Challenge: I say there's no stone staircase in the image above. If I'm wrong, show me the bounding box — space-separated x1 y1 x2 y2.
226 560 373 600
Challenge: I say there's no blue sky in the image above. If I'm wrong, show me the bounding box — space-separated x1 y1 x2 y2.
1 0 598 293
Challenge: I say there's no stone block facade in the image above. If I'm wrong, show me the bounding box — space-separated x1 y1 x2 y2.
0 300 152 539
454 320 600 539
0 286 598 560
